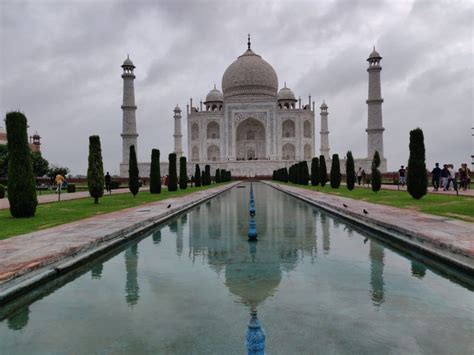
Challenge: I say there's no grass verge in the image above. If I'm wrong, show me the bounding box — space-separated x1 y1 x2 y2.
0 184 228 240
282 183 474 223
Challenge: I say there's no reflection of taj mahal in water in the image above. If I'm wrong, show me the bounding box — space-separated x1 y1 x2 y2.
119 36 387 177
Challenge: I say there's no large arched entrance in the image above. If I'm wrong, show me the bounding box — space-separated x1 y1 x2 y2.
236 118 266 160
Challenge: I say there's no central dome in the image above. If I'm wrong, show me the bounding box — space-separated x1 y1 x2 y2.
222 48 278 100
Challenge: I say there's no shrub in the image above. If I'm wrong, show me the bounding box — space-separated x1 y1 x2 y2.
6 111 38 217
149 149 161 194
330 154 341 188
319 155 328 187
0 184 5 199
67 183 76 193
87 135 105 204
311 157 319 186
371 151 382 193
194 164 201 187
129 145 140 196
215 169 221 183
179 156 187 190
407 128 428 199
168 153 178 191
346 151 356 191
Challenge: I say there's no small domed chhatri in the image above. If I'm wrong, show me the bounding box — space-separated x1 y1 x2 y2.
205 85 224 103
122 54 135 68
368 46 382 60
277 83 296 101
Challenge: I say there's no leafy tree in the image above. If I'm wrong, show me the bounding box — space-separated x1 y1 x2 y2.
311 157 319 186
87 135 105 204
149 149 161 194
407 128 428 199
319 155 328 187
346 151 356 191
215 168 221 183
194 164 201 187
5 111 38 217
179 156 187 189
31 151 49 177
0 184 5 199
330 154 341 188
371 150 382 193
129 145 140 196
168 153 178 191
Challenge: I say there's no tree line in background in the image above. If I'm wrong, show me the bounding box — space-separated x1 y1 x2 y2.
272 127 428 200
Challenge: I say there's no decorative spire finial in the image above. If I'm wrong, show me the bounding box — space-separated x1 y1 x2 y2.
248 33 251 50
373 46 375 51
214 83 216 90
284 82 286 88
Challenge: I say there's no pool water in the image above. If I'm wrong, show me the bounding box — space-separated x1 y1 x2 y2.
1 182 473 354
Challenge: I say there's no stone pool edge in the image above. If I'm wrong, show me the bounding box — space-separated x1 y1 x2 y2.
264 181 474 273
0 182 240 305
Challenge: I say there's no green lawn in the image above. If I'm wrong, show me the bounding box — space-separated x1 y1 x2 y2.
0 184 227 240
283 183 474 223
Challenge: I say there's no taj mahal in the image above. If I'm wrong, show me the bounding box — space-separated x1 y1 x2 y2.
119 36 387 177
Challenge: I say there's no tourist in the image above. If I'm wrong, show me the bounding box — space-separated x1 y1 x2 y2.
398 165 406 187
445 164 457 191
104 172 111 192
357 167 363 185
431 163 441 191
459 163 470 191
441 165 449 190
55 173 65 193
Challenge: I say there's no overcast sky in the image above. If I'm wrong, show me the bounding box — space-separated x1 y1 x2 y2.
1 0 472 175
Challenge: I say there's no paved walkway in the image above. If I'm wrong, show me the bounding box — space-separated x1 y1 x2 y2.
0 182 238 293
360 183 474 197
0 187 150 210
266 182 474 271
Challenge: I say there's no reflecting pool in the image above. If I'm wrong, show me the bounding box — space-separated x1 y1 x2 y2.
1 183 473 354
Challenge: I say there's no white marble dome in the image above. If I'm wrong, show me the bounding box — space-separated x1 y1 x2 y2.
205 86 223 103
222 48 278 99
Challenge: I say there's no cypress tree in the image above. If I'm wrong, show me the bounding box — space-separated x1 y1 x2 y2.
5 111 38 217
330 154 341 188
346 151 356 191
371 150 382 193
283 167 289 183
204 165 211 185
311 157 320 186
195 164 201 187
319 155 328 187
301 161 309 185
149 149 161 194
129 145 140 196
407 128 428 199
179 156 187 190
215 168 221 183
87 135 105 204
168 153 178 191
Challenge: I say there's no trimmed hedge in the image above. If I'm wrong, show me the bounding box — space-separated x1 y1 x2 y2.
319 155 328 187
346 151 355 191
150 149 161 194
129 145 140 196
407 128 427 199
67 183 76 193
168 153 178 192
330 154 341 188
311 157 319 186
194 164 201 187
179 156 187 189
87 135 105 204
371 150 382 193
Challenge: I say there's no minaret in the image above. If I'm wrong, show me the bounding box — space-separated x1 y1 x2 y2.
120 55 138 170
320 101 330 160
366 47 385 159
173 105 183 158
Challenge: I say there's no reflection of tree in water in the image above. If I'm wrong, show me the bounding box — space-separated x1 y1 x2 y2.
321 214 330 254
152 229 162 245
369 240 385 306
90 262 103 279
125 244 139 306
7 307 30 331
411 260 427 279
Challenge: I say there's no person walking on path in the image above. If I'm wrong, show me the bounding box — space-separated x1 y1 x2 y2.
55 174 65 194
441 164 449 190
104 172 111 192
357 167 363 185
361 169 366 186
431 163 441 191
398 165 406 187
446 164 457 191
459 163 470 191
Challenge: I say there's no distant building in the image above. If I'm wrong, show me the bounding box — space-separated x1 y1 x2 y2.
0 126 42 152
